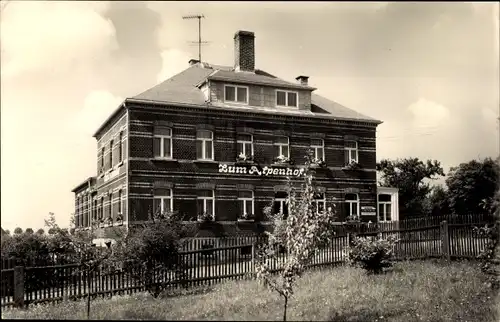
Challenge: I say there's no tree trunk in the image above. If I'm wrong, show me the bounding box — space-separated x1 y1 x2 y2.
283 296 288 322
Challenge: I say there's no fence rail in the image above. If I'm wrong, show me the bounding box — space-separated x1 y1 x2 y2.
1 216 493 309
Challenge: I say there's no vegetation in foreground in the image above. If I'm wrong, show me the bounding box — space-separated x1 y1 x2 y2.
2 260 498 322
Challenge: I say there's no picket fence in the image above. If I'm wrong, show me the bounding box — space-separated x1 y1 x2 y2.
1 214 493 309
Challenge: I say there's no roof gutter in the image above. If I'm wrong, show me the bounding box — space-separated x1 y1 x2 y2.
125 98 382 125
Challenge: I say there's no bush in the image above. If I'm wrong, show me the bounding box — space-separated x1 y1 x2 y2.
346 234 399 274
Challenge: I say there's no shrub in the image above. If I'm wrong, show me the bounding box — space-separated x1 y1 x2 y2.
346 234 399 274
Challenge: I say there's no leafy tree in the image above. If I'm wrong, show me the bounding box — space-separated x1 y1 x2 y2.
36 229 45 235
377 158 445 217
446 158 499 216
25 228 34 235
423 185 451 216
255 153 337 321
13 227 22 235
113 210 194 298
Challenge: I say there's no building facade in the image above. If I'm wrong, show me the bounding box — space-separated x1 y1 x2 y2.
72 30 399 237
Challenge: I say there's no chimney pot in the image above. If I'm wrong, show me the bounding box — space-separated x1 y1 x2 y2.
295 75 309 86
234 30 255 72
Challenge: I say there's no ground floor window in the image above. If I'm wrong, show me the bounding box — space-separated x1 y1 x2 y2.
378 194 392 222
314 192 326 213
345 193 359 218
238 190 254 219
273 191 289 217
197 190 215 220
153 188 173 216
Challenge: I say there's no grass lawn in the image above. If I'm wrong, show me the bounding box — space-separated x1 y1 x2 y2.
2 260 498 321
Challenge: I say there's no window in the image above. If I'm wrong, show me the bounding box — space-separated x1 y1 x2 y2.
314 192 326 213
238 190 254 218
118 131 123 163
100 197 104 220
197 190 215 218
311 139 324 161
118 190 122 214
153 128 172 159
153 189 173 215
109 140 114 167
196 130 214 160
100 147 105 171
274 136 289 158
378 194 392 222
344 140 358 165
345 193 359 217
224 85 248 104
237 134 253 157
108 193 112 219
276 90 298 108
273 191 289 217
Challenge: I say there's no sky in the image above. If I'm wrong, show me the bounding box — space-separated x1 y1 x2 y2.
1 1 499 231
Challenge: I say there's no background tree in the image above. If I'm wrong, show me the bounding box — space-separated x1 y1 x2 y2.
377 158 445 217
423 185 451 216
255 154 337 321
36 228 45 235
25 228 34 235
446 158 499 216
13 227 23 235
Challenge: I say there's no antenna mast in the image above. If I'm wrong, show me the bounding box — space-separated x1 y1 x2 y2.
182 14 209 63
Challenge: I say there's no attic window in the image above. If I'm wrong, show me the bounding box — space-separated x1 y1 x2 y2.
276 90 298 108
224 85 248 104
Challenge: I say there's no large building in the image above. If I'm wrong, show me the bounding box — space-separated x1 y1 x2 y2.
72 30 399 238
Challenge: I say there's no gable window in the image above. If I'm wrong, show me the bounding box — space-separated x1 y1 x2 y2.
378 194 392 222
276 90 298 108
197 190 215 219
345 193 359 218
238 190 254 219
153 128 172 159
237 134 253 157
153 188 173 215
344 140 358 165
311 138 324 161
224 85 248 104
314 192 326 213
196 130 214 160
273 191 289 217
109 140 114 167
118 131 123 163
274 136 289 158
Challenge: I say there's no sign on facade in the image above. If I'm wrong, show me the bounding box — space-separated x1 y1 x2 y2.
218 163 305 177
360 206 377 216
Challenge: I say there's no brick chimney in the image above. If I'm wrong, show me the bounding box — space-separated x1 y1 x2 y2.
295 75 309 86
234 30 255 73
189 59 200 66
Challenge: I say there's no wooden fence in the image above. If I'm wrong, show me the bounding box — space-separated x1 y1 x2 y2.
1 217 493 309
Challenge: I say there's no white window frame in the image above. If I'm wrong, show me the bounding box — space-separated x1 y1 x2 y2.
314 192 326 213
153 131 173 159
197 190 215 218
108 193 113 219
378 194 392 222
237 134 254 157
275 90 299 108
238 190 254 218
345 193 359 217
117 190 123 214
274 192 289 215
274 136 290 158
109 140 114 167
344 140 358 164
311 138 325 161
224 84 249 104
196 130 214 160
154 189 173 215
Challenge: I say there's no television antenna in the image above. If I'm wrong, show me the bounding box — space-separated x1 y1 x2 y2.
182 14 210 63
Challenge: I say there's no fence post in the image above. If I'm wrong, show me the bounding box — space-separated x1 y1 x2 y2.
440 220 451 261
251 243 255 277
13 266 25 308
